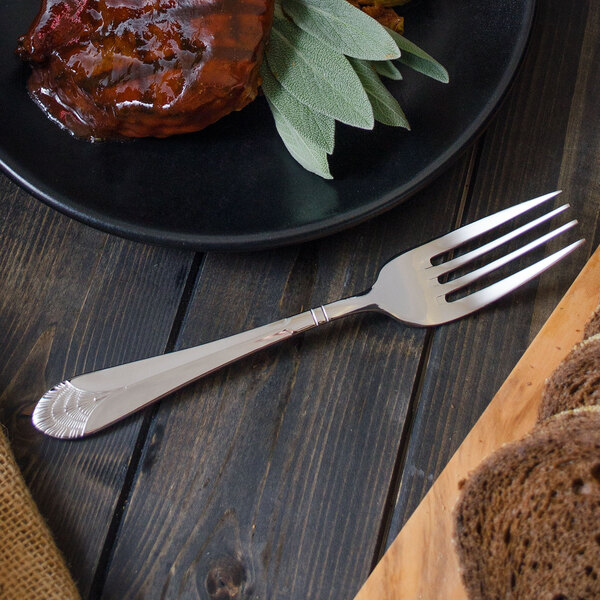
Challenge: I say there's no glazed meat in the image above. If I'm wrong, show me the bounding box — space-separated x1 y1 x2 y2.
16 0 274 138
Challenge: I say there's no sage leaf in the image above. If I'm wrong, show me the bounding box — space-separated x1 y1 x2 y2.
266 15 374 129
349 58 409 128
385 27 449 83
372 60 402 80
260 62 335 154
267 100 333 179
283 0 400 61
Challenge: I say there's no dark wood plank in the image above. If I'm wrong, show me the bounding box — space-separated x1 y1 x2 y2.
0 176 195 596
99 153 477 599
387 0 599 543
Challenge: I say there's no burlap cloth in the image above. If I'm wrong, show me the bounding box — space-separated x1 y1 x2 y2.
0 428 80 600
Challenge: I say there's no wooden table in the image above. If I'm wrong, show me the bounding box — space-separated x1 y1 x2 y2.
0 2 598 598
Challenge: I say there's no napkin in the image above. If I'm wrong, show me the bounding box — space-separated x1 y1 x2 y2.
0 427 80 600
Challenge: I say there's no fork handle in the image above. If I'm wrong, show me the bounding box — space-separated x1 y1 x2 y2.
33 295 373 438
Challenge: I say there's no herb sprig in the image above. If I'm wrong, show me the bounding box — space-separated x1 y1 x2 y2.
261 0 448 178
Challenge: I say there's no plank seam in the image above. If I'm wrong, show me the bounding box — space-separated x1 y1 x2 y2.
368 327 434 569
368 138 485 569
88 252 205 600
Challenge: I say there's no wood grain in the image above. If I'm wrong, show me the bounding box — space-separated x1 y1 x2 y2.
98 156 476 600
0 177 194 597
353 244 600 600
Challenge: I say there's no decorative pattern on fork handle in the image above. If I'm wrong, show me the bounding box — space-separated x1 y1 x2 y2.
34 382 110 439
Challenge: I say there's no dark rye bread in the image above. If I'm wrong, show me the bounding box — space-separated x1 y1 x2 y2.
584 303 600 339
454 409 600 600
538 334 600 421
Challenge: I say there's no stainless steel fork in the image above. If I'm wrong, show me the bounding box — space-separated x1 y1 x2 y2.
34 191 583 439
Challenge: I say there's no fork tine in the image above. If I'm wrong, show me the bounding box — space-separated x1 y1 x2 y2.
440 220 578 295
427 204 570 279
422 191 562 259
443 239 584 319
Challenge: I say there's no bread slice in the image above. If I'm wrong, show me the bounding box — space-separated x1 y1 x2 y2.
454 408 600 600
584 302 600 339
538 333 600 421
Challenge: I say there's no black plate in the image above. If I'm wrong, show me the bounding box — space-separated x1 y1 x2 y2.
0 0 534 250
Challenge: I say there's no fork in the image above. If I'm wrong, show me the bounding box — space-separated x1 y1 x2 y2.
33 191 583 439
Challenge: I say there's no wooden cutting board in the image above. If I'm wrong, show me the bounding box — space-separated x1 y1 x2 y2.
354 245 600 600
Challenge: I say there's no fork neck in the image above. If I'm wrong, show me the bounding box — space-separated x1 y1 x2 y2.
319 292 377 323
